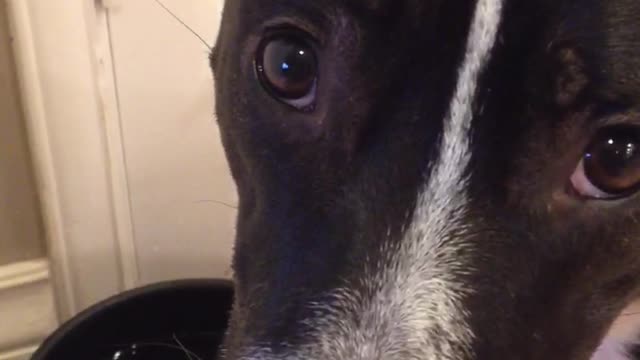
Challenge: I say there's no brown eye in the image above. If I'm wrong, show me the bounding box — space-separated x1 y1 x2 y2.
256 34 318 110
571 126 640 199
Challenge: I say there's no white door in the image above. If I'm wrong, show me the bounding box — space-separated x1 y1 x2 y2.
9 0 235 321
105 0 235 286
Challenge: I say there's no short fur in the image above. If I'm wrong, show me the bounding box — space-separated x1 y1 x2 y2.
211 0 640 359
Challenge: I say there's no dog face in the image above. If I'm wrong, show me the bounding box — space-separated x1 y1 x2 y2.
211 0 640 359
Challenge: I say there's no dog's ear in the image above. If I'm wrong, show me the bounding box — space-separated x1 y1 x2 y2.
553 47 589 107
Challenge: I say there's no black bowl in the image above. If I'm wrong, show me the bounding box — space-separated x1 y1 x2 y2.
31 279 234 360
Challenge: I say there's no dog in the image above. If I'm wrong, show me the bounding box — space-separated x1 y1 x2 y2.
210 0 640 358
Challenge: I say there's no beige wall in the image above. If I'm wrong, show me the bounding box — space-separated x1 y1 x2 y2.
106 0 234 285
0 0 46 265
3 0 232 315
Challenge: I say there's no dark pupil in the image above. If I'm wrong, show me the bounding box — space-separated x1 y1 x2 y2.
261 38 316 99
585 127 640 194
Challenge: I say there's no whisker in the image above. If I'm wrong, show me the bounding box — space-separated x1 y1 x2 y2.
194 199 239 209
116 341 204 359
173 334 203 360
620 311 640 317
152 0 212 50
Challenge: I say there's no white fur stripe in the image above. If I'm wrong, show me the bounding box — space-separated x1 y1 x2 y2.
432 0 504 190
384 0 505 357
238 1 505 359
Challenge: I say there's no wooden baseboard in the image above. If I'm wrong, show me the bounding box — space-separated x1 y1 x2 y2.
0 259 58 355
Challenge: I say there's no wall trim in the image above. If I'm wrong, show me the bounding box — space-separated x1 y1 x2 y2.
5 0 76 320
95 0 140 290
0 345 39 360
6 0 139 320
0 259 49 291
0 259 57 356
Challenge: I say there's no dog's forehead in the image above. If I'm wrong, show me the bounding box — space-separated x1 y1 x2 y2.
599 0 640 100
341 0 436 16
260 0 433 13
228 0 449 29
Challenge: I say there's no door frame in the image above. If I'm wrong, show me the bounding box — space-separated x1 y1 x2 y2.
6 0 138 321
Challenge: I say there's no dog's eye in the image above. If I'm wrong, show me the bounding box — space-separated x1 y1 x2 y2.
571 125 640 199
256 34 318 110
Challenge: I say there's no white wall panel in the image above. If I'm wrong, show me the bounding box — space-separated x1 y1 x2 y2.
106 0 235 284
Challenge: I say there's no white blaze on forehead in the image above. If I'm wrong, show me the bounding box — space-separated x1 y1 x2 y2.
241 0 505 359
431 0 504 192
377 0 506 356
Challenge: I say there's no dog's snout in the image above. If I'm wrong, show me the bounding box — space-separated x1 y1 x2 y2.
214 0 640 357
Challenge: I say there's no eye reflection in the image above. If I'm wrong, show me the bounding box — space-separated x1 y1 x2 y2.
571 125 640 199
255 33 318 110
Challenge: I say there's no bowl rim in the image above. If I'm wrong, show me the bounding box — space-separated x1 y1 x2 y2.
31 278 234 360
